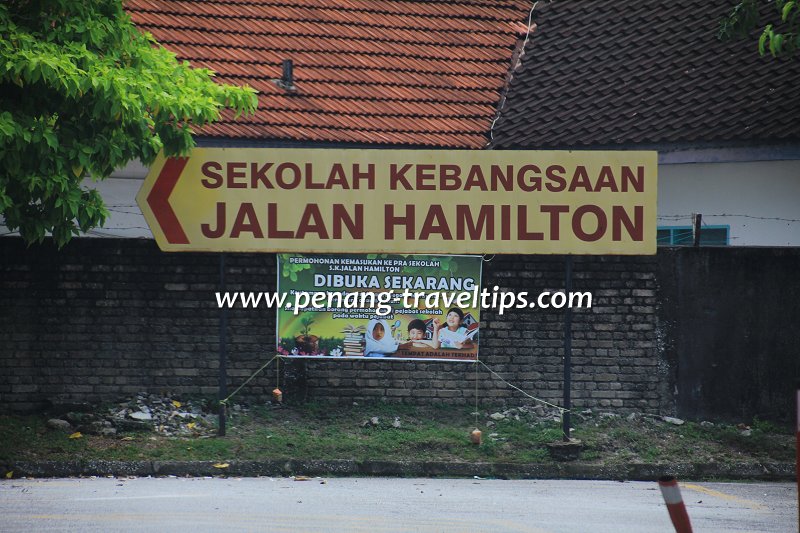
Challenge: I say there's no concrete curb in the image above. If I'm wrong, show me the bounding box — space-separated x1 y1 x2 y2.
1 460 795 481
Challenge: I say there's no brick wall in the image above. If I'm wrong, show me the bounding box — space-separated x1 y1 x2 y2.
658 248 800 421
304 254 663 411
0 238 663 413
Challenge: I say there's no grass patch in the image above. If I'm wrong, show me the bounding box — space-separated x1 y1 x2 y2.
0 405 794 466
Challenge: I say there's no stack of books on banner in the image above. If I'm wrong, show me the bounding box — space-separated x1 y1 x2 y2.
342 324 365 357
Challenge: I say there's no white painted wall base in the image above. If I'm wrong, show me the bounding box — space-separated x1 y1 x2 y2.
658 159 800 246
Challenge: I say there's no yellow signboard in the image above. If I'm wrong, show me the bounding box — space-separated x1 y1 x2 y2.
136 148 657 254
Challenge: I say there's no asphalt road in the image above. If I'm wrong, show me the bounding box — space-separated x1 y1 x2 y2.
1 477 796 532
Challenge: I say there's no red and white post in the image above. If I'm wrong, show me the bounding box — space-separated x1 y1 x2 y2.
658 476 693 533
795 382 799 532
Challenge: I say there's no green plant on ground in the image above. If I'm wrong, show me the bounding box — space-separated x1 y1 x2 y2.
1 404 794 466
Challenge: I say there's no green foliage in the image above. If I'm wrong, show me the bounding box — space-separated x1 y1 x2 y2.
3 408 795 466
299 316 315 336
750 416 789 434
280 254 313 281
0 0 257 246
720 0 800 57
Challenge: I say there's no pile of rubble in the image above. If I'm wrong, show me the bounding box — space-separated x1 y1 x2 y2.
46 393 245 437
483 406 746 434
484 404 565 427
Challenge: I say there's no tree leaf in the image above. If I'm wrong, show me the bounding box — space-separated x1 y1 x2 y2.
770 32 785 56
782 1 796 21
0 1 257 247
43 131 58 150
758 26 771 55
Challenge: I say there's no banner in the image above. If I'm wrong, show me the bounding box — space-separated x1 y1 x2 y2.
137 148 658 254
277 254 482 361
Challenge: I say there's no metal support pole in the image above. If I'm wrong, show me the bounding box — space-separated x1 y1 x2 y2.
218 253 228 437
693 214 702 247
563 255 573 441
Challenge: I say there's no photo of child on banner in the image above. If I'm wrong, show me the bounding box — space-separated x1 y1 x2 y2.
276 254 482 362
436 308 479 349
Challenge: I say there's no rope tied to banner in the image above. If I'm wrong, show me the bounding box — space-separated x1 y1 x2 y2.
474 358 480 427
220 354 571 443
479 360 569 414
219 354 279 406
479 360 571 439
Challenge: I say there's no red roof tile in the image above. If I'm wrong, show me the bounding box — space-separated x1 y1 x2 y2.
126 0 534 148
